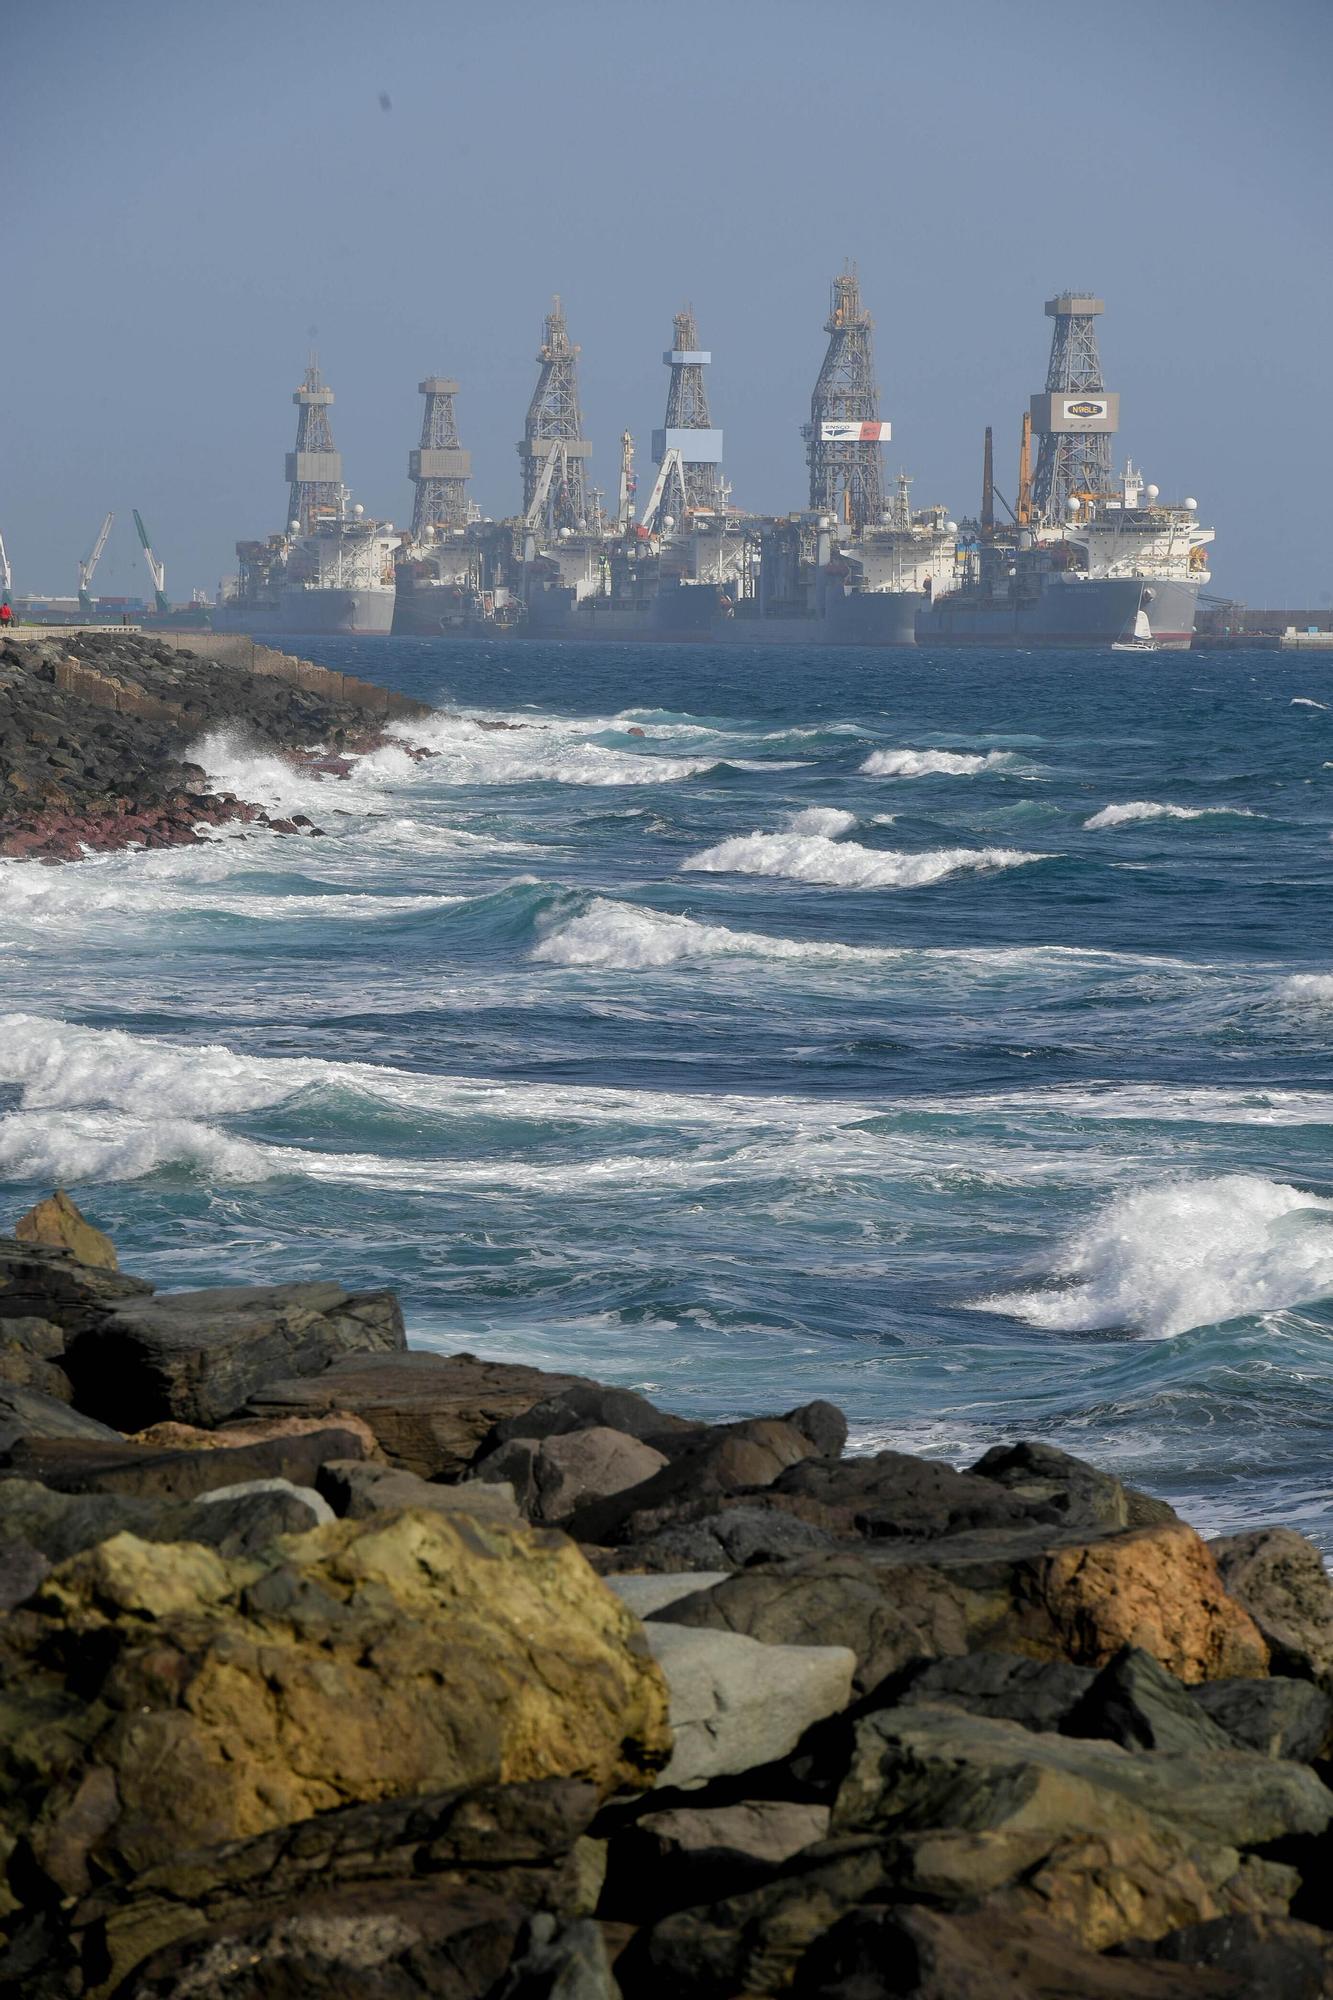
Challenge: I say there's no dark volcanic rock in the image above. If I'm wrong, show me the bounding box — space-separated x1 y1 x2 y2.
0 1235 152 1331
317 1456 522 1526
0 1384 123 1449
1065 1645 1239 1754
0 1315 72 1402
766 1449 1041 1541
243 1350 596 1480
475 1427 670 1525
892 1650 1095 1733
483 1380 695 1454
0 1423 369 1500
1191 1676 1333 1762
1123 1912 1333 1995
0 1473 330 1567
62 1279 406 1429
1212 1527 1333 1683
595 1504 839 1573
970 1439 1178 1530
567 1419 820 1545
647 1551 971 1695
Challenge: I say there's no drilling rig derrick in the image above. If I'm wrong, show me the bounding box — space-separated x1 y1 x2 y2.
803 267 889 532
410 378 471 538
518 297 591 537
1030 294 1120 524
285 358 343 535
652 306 723 524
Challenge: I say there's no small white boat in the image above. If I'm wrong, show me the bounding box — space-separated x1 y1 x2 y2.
1112 606 1160 653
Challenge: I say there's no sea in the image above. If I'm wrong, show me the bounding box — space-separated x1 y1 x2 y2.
3 639 1332 1546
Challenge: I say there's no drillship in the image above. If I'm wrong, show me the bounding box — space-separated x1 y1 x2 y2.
395 284 949 647
917 295 1214 649
217 362 398 637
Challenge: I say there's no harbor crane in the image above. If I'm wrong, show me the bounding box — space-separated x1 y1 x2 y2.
78 511 114 612
133 509 170 614
0 529 12 601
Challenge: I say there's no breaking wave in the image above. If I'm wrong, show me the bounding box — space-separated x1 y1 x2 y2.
532 899 902 970
860 748 1016 777
682 810 1047 889
979 1175 1333 1337
0 1109 270 1183
1277 974 1333 1006
1085 800 1260 830
386 710 717 786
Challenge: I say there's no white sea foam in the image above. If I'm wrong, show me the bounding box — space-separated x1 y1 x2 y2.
386 710 717 786
1084 800 1259 829
1277 973 1333 1006
0 1109 270 1182
682 820 1046 889
1290 698 1329 710
979 1175 1333 1337
533 899 898 970
860 748 1015 778
782 807 857 836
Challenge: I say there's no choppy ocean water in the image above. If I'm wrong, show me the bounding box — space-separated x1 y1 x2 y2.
3 639 1332 1544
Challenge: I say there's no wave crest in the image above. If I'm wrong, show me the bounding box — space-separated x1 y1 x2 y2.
979 1174 1333 1337
860 748 1014 777
1085 800 1259 830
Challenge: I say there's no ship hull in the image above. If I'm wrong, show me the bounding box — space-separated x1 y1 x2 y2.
215 589 395 637
917 576 1199 650
524 580 921 647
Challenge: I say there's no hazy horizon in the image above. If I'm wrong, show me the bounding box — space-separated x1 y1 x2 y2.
4 0 1331 605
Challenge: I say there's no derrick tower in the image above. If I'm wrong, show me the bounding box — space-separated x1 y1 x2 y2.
285 357 343 534
518 297 591 532
409 377 471 537
803 268 889 531
1030 294 1120 523
652 306 723 519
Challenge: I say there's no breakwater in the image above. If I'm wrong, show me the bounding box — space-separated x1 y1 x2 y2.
3 1192 1333 1995
0 629 427 859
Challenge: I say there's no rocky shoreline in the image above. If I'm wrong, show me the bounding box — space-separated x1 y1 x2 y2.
2 1194 1332 1995
0 631 429 861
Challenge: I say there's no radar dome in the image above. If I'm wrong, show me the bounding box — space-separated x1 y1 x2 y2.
945 520 958 533
1145 483 1160 501
353 503 365 517
1184 498 1198 512
662 515 676 531
289 520 301 534
384 523 393 533
558 526 572 539
1066 497 1081 514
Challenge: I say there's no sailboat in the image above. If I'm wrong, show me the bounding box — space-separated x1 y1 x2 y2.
1111 603 1160 652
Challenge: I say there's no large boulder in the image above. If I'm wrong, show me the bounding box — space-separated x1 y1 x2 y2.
62 1280 406 1430
1212 1527 1333 1684
483 1380 695 1454
0 1236 151 1331
0 1423 370 1500
603 1800 830 1922
595 1504 838 1573
0 1474 330 1571
646 1551 972 1696
893 1651 1095 1734
242 1351 593 1480
317 1456 522 1527
640 1622 855 1790
12 1190 118 1271
0 1316 70 1402
0 1512 670 1905
764 1449 1041 1541
1191 1676 1333 1763
969 1441 1177 1531
1065 1646 1239 1755
5 1777 607 2000
830 1703 1333 1852
0 1385 123 1449
567 1419 821 1546
477 1427 670 1525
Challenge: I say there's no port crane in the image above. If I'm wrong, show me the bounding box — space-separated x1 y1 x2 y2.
78 511 115 612
0 529 11 602
133 509 169 614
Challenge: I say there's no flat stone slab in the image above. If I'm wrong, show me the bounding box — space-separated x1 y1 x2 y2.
642 1621 856 1790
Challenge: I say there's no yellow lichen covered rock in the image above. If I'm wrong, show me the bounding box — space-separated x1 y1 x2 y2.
13 1189 118 1270
1 1509 670 1891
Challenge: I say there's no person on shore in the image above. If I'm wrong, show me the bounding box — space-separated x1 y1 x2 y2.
0 600 13 628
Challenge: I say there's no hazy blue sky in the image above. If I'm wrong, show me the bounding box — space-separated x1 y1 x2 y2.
4 0 1331 604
